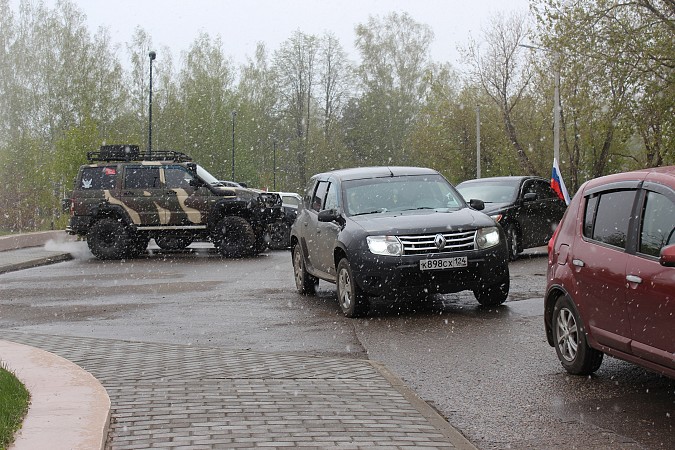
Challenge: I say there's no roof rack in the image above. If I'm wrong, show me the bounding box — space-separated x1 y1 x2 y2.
87 145 192 163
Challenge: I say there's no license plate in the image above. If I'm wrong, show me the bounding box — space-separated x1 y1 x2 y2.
420 257 468 271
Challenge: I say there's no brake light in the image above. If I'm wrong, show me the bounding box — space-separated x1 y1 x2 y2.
548 225 560 264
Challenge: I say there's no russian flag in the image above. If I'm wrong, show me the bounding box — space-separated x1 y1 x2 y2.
551 158 570 205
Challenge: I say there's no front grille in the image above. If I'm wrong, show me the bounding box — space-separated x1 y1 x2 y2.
399 230 476 255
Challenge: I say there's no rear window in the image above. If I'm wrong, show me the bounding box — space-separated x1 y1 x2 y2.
583 190 636 249
78 166 117 190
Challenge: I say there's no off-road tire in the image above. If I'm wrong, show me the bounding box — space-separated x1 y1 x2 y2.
553 294 604 375
474 274 510 306
292 244 317 295
155 234 193 250
87 217 131 260
214 215 256 258
336 258 369 318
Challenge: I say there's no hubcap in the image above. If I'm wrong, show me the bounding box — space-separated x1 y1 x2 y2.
556 307 579 362
338 267 352 311
293 249 303 289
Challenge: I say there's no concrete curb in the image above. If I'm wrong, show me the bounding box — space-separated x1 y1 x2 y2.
0 340 110 450
0 230 74 252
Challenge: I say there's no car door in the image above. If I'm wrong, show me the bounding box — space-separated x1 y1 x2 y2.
162 165 204 225
625 185 675 369
518 179 548 248
314 180 341 278
570 187 638 353
301 179 327 274
120 165 163 225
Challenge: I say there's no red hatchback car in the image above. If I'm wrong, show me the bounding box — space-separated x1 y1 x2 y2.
545 166 675 379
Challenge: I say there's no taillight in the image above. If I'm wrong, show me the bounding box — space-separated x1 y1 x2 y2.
548 225 560 264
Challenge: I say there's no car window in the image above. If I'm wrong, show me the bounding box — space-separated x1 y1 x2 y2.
584 189 636 249
282 195 300 207
533 180 556 199
324 183 338 210
124 166 161 189
79 166 117 190
164 166 194 189
311 181 329 212
639 191 675 257
456 182 518 203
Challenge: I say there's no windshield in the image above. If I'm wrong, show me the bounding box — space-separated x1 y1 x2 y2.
456 182 518 204
342 174 463 216
196 165 222 186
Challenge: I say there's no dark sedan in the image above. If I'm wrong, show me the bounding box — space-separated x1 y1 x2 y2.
456 176 567 260
290 166 510 317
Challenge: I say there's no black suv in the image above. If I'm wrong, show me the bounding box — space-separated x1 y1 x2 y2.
290 166 510 317
456 176 567 260
65 145 282 259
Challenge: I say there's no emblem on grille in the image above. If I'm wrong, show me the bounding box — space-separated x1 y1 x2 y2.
434 233 446 250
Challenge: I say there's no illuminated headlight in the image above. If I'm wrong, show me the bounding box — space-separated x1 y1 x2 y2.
367 235 403 256
476 226 500 249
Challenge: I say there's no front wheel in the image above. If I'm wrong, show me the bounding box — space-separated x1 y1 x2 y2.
552 294 603 375
474 274 509 306
336 258 369 318
504 224 520 261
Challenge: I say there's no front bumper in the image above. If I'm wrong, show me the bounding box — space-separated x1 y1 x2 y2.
349 244 509 297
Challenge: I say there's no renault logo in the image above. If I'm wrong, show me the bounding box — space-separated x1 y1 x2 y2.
434 233 446 250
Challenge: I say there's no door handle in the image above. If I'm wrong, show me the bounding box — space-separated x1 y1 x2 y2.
626 274 642 284
572 259 585 267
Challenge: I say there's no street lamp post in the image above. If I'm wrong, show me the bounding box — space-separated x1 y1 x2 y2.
519 44 561 164
273 140 277 190
148 51 156 158
476 105 481 178
231 111 237 181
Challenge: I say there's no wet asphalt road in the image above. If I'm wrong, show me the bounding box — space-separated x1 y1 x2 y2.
0 241 673 449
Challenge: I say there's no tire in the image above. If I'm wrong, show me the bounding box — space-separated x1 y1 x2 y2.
336 258 369 318
504 224 520 261
154 234 193 250
292 244 317 295
269 222 290 250
214 216 256 257
552 294 604 375
474 274 509 306
87 217 131 260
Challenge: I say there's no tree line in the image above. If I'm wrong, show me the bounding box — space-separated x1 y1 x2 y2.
0 0 672 232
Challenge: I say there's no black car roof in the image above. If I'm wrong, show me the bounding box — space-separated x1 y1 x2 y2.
313 166 439 182
457 175 547 185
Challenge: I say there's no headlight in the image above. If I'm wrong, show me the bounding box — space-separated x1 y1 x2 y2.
367 235 403 256
476 226 500 249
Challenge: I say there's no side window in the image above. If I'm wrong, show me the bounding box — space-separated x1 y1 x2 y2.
164 166 193 189
324 183 338 210
534 180 556 199
79 166 117 190
311 181 329 212
639 191 675 257
586 190 635 249
303 181 316 209
522 181 536 197
124 166 161 189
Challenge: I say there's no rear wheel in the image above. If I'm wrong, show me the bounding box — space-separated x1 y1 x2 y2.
214 216 256 257
292 244 317 295
87 217 130 260
552 294 603 375
336 258 369 318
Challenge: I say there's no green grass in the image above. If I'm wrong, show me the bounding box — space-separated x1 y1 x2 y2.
0 365 30 450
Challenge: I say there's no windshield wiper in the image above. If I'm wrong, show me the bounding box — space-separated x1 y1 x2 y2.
352 209 384 216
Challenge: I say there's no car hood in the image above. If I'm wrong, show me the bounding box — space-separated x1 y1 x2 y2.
479 202 512 214
349 208 496 234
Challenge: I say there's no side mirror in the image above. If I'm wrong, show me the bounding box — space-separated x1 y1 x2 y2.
189 178 204 187
659 244 675 267
523 193 538 202
318 208 344 224
469 199 485 211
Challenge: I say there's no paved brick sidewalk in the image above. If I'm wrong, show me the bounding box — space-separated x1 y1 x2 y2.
3 331 474 449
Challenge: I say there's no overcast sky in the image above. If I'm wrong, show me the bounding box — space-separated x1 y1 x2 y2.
57 0 530 67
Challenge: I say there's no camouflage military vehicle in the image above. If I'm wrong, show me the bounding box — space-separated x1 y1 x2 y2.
65 144 282 260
